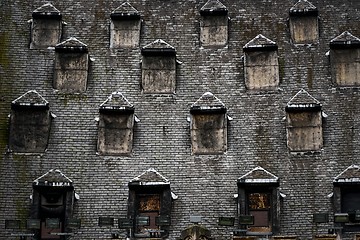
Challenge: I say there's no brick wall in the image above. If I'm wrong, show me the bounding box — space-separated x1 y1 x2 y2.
1 0 360 239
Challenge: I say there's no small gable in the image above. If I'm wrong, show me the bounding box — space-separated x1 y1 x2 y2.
11 90 49 109
33 169 73 187
99 91 134 113
129 168 170 186
330 31 360 49
238 166 279 185
286 89 321 111
190 92 226 113
141 39 176 56
334 165 360 184
200 0 228 16
32 3 61 19
289 0 318 16
55 37 88 53
243 34 278 52
111 2 140 20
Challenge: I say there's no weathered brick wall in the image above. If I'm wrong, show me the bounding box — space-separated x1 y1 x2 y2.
1 0 360 239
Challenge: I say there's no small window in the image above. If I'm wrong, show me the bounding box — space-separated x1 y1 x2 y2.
53 37 89 93
285 89 323 152
30 3 62 49
330 31 360 87
9 91 51 153
243 34 279 91
289 0 319 44
97 92 135 155
31 169 76 240
190 92 227 155
199 0 228 47
110 2 141 48
127 169 174 239
333 165 360 232
141 39 177 94
238 167 280 234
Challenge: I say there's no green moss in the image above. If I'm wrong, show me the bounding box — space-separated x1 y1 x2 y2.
0 32 10 69
16 199 29 228
59 93 88 106
307 67 313 89
278 58 285 83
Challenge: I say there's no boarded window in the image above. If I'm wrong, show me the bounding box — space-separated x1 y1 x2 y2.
9 91 51 153
289 0 319 44
110 2 141 48
191 113 227 154
53 37 89 93
199 0 228 47
97 111 134 155
286 111 323 152
200 14 228 47
330 32 360 87
30 3 62 49
141 39 176 94
244 35 279 91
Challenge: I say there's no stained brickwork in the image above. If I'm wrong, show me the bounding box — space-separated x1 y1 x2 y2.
1 0 360 239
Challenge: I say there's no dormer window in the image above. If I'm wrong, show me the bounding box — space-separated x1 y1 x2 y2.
333 165 360 232
127 168 174 238
30 3 62 49
97 92 135 155
199 0 228 47
54 37 89 93
110 2 141 48
243 34 279 91
237 167 280 235
285 89 323 152
9 91 51 153
141 39 177 94
289 0 319 44
30 169 76 240
329 31 360 87
190 92 227 155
